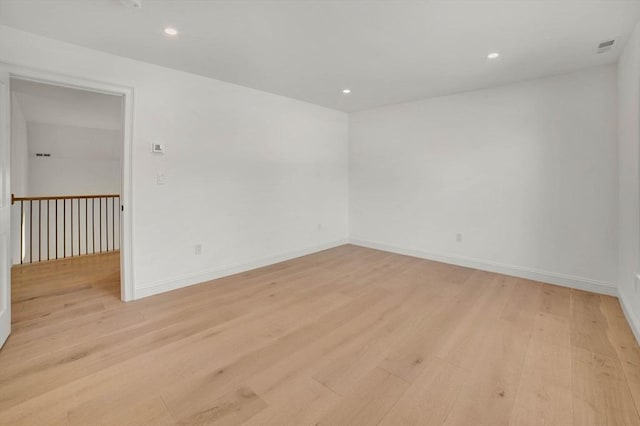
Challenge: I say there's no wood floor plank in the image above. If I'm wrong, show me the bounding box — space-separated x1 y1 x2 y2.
441 319 531 426
435 273 520 370
509 312 573 426
571 346 639 425
168 386 267 426
159 291 390 422
540 283 571 318
599 296 640 417
379 269 490 383
244 288 411 401
571 291 619 359
314 367 409 426
1 245 638 426
310 263 444 395
243 377 340 426
0 306 145 365
25 289 354 425
378 357 467 426
68 396 175 426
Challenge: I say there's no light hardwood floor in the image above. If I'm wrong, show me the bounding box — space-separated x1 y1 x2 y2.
1 245 639 425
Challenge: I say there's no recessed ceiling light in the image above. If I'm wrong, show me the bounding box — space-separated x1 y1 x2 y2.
342 89 351 94
487 52 500 59
164 27 178 36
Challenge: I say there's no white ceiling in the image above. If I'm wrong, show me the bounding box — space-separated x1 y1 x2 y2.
1 0 639 112
11 78 123 130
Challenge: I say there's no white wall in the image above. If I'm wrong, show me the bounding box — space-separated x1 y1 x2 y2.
618 22 640 341
0 25 348 298
10 94 27 196
27 122 121 196
350 65 618 294
29 158 120 196
10 94 28 264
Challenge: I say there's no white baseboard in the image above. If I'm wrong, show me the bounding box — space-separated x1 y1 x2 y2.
349 238 618 297
619 288 640 345
134 239 349 300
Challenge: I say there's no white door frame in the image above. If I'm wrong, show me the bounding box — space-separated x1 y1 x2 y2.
0 67 11 347
1 62 135 302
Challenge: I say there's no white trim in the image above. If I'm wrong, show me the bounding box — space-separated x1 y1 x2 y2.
0 62 135 302
349 238 618 296
619 288 640 345
119 84 134 302
0 69 11 348
134 239 348 300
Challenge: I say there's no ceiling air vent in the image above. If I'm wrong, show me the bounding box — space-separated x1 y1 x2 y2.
596 39 616 54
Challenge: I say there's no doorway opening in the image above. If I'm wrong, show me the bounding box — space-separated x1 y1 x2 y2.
10 78 123 311
5 70 133 319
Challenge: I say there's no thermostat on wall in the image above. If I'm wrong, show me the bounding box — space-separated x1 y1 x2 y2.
151 142 164 153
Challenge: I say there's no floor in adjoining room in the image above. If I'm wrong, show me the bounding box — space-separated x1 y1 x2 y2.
1 245 639 426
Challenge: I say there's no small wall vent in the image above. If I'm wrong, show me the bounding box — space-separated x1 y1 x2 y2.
34 153 51 157
596 39 616 54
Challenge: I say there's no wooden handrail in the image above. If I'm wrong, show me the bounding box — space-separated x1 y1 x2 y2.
12 194 119 204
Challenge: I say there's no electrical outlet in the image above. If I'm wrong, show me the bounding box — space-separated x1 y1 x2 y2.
195 244 202 256
456 233 463 243
317 223 323 232
156 173 166 185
